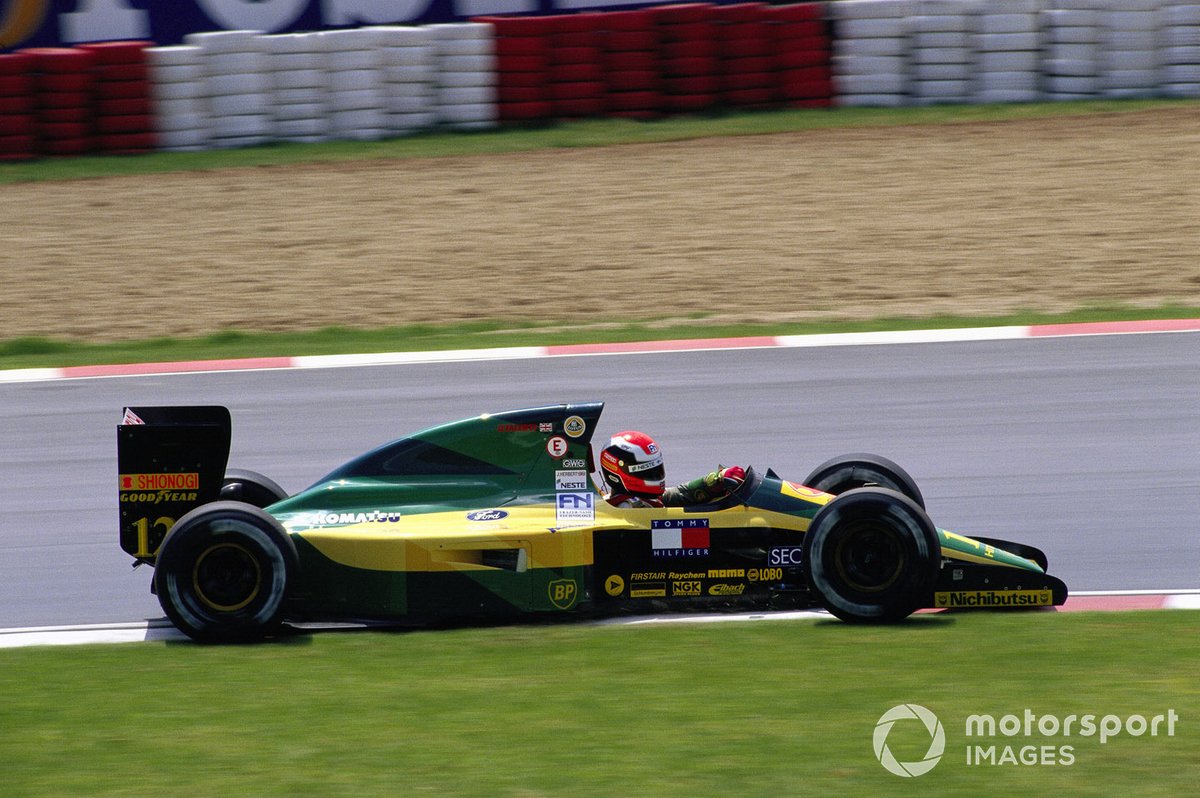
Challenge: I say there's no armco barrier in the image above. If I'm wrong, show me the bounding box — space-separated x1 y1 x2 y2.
4 2 1200 160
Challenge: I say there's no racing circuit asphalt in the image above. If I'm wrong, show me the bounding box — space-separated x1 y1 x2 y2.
1 331 1198 629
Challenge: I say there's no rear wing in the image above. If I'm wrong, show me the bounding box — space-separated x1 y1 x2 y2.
117 406 231 564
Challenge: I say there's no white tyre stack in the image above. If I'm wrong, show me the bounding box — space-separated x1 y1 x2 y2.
147 45 211 151
973 1 1042 103
376 26 439 136
428 22 499 129
185 30 273 148
321 27 390 141
264 32 332 144
831 0 913 107
910 0 979 106
1100 0 1161 98
1042 3 1102 101
1159 2 1200 97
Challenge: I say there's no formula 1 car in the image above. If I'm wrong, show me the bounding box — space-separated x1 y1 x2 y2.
117 402 1068 642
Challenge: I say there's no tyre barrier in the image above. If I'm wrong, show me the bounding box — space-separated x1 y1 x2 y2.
25 46 97 156
79 40 156 154
0 51 36 160
4 1 1199 160
601 9 662 118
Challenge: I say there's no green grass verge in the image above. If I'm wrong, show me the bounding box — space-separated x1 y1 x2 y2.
2 99 1195 185
2 304 1198 371
0 612 1195 796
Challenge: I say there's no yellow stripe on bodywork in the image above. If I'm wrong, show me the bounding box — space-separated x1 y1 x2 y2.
780 481 835 505
294 506 590 572
290 502 809 573
938 529 1042 571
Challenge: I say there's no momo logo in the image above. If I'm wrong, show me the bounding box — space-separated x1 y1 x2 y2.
873 704 945 777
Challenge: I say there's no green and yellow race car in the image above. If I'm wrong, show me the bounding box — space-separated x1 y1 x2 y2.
117 402 1068 643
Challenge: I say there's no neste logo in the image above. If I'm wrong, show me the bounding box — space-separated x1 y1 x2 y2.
874 704 945 777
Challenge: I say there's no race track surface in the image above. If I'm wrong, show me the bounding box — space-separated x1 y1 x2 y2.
1 330 1197 629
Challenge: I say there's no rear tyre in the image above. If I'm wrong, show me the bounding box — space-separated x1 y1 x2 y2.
221 468 287 508
155 501 297 643
802 488 940 623
803 452 924 508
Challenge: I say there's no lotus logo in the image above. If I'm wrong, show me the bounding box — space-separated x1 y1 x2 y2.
873 704 945 777
564 415 586 438
466 510 508 522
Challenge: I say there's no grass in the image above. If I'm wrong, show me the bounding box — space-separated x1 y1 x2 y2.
1 99 1195 186
1 304 1198 372
0 611 1196 796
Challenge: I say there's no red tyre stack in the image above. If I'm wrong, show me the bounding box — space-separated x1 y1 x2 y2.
652 3 720 114
480 15 554 123
715 3 777 109
0 52 37 161
768 2 833 108
601 9 661 118
546 13 606 119
80 40 157 154
25 47 97 157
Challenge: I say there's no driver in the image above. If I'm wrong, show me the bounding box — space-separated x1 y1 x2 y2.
598 430 746 509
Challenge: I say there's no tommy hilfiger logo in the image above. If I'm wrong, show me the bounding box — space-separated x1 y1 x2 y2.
650 519 710 557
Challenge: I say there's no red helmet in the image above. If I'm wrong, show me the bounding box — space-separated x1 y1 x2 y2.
600 431 665 498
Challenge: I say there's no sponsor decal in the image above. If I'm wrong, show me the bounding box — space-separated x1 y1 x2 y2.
562 458 587 469
563 415 586 438
768 546 804 566
650 519 710 558
934 590 1052 608
120 473 199 491
303 510 403 526
548 578 578 610
781 481 834 504
119 491 198 505
647 442 658 454
604 574 625 597
630 572 666 580
555 469 588 491
672 580 702 596
630 583 666 598
556 492 595 526
466 509 508 522
626 454 663 473
539 422 553 433
498 423 536 433
707 568 745 578
121 408 145 425
546 436 569 458
747 567 783 582
708 583 746 596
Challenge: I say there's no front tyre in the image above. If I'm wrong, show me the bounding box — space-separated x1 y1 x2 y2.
803 453 924 508
155 501 297 643
802 488 939 623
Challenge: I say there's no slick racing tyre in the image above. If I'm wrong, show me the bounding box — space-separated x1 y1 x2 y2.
155 501 297 643
802 488 940 623
221 468 288 508
803 453 924 508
